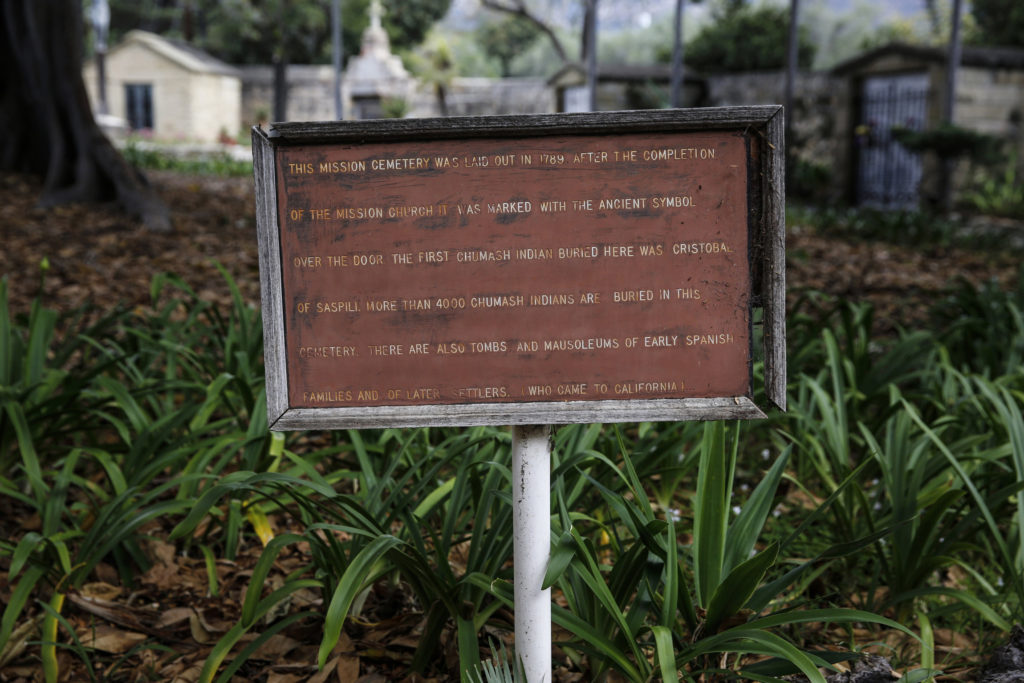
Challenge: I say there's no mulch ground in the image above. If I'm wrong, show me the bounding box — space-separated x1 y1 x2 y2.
2 170 1018 330
1 168 1021 682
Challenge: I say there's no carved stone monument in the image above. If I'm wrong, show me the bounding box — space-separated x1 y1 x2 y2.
344 0 412 119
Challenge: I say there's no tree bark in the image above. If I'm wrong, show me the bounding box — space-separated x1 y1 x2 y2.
0 0 170 232
670 0 685 108
273 57 289 123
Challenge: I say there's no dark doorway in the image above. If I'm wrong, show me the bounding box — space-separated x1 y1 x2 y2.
125 83 153 130
856 72 929 209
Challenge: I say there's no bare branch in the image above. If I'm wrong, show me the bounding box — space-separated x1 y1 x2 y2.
480 0 571 64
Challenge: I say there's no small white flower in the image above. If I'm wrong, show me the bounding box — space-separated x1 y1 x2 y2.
739 483 750 493
732 505 742 516
761 448 771 460
668 508 682 522
997 577 1004 587
870 478 880 487
873 501 882 511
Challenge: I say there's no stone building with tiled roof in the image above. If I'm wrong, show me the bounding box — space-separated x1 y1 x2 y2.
83 30 241 143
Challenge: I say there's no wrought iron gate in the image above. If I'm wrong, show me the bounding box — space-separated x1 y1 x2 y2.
856 72 930 209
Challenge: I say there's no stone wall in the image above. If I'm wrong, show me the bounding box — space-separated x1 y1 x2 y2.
240 68 555 125
704 70 845 200
407 77 555 118
956 65 1024 158
240 65 338 125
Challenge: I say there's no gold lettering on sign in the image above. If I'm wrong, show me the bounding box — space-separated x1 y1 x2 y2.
643 335 678 347
530 293 574 306
672 241 732 255
470 295 524 308
315 301 360 313
371 157 430 171
406 387 440 400
470 340 508 353
603 244 634 257
558 246 598 259
335 207 384 219
487 201 532 214
298 346 358 358
539 200 566 212
456 386 509 399
293 256 321 268
389 205 434 218
685 333 736 346
516 247 553 260
368 344 403 356
543 338 619 351
457 249 511 262
642 147 716 161
304 390 353 402
651 196 694 208
598 197 647 210
612 290 654 302
278 130 753 411
319 160 367 173
402 298 432 311
615 381 680 395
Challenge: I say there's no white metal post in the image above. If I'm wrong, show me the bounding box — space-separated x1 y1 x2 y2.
512 424 552 682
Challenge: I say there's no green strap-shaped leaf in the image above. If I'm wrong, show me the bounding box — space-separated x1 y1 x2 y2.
0 565 46 652
704 542 779 634
319 535 404 668
651 624 676 682
687 629 827 683
2 402 46 503
542 531 575 590
724 448 790 575
693 421 730 606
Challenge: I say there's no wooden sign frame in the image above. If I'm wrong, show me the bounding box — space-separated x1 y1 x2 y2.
252 107 785 430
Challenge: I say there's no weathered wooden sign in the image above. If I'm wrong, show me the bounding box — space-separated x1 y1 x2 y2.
253 107 785 429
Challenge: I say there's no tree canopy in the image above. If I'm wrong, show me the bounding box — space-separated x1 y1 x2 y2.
476 14 542 76
671 1 814 73
100 0 452 64
969 0 1024 47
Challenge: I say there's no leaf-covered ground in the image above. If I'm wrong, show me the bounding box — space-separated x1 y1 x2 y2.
3 170 1018 331
1 168 1021 682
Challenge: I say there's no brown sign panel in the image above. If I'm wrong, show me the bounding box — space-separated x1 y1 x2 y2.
253 108 785 429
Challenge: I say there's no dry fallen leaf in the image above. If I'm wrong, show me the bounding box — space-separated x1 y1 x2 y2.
76 624 148 654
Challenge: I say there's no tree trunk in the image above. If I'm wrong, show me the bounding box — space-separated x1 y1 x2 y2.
670 0 685 108
584 0 597 112
273 57 288 123
0 0 170 231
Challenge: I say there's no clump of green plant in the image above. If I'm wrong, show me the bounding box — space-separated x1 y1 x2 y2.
0 268 275 680
381 97 410 119
787 202 1024 252
929 271 1024 376
8 252 1024 682
892 123 1002 164
790 157 833 202
122 142 252 176
963 152 1024 219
